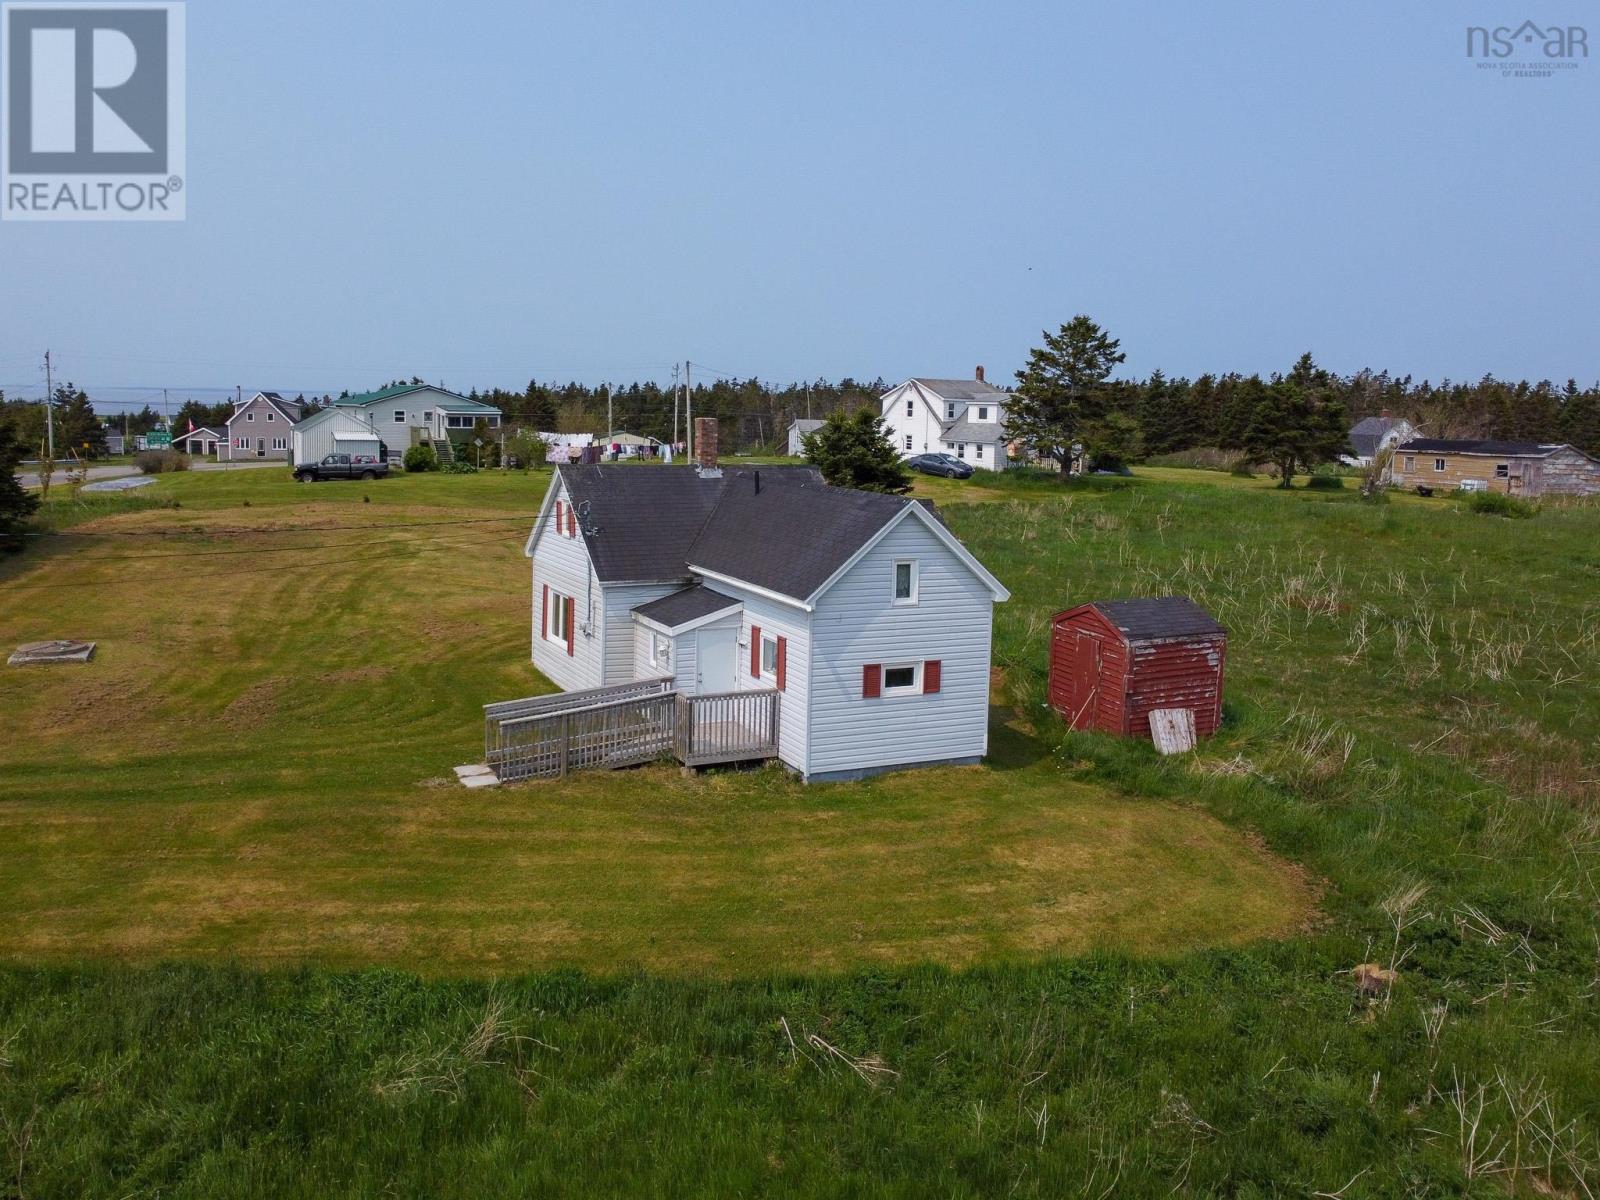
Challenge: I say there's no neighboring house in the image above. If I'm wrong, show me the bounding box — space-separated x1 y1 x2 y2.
223 392 303 462
328 384 502 464
522 423 1011 782
175 425 226 457
1389 439 1600 497
290 406 388 467
787 419 823 457
880 368 1011 470
1342 411 1417 467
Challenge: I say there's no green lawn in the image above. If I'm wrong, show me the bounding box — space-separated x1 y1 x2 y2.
1 465 1598 1197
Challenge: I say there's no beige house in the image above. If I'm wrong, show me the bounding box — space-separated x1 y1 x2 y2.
1389 439 1600 497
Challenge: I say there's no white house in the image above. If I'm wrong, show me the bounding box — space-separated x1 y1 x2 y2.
329 384 503 464
1343 412 1418 467
787 419 823 456
222 392 302 462
880 369 1011 470
522 422 1011 782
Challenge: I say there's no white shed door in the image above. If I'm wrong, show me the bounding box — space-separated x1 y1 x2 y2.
697 628 737 694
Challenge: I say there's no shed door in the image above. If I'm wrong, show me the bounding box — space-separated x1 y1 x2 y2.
1071 632 1102 729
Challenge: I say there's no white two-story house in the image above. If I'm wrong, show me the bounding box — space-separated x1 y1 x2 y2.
880 369 1012 471
522 422 1010 782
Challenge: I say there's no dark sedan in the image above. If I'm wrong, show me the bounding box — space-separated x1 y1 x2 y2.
906 452 974 479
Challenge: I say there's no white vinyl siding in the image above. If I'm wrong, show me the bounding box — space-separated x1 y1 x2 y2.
291 409 382 467
809 516 993 776
698 581 810 773
601 583 679 685
529 480 605 692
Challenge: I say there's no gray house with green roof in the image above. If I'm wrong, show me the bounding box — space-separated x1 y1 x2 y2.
330 384 502 464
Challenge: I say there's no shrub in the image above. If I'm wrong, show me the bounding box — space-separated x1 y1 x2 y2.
403 443 439 473
1462 489 1537 518
440 460 478 475
136 450 190 474
1305 473 1344 490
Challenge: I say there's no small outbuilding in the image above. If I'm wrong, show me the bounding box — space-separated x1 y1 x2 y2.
1049 597 1226 741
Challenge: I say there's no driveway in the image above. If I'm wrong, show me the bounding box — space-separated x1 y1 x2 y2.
19 459 283 489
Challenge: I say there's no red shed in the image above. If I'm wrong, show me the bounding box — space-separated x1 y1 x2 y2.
1049 597 1226 740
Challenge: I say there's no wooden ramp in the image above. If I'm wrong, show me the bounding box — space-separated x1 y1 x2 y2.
485 680 780 782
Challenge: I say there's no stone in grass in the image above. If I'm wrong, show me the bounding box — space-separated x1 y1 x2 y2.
9 640 96 665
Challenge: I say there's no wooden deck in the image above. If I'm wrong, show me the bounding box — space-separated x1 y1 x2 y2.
485 680 780 782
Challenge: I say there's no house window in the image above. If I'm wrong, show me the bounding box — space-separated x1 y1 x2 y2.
392 410 404 424
1495 463 1509 479
653 633 671 670
548 590 570 643
892 559 919 605
1403 456 1415 471
266 411 275 422
956 444 966 459
946 402 956 420
882 663 921 694
906 399 914 416
760 631 779 678
1434 458 1446 472
246 412 254 422
904 435 913 451
422 411 433 423
272 437 287 450
977 406 988 421
975 443 985 459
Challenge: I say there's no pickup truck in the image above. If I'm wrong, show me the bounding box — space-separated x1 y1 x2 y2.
294 454 390 483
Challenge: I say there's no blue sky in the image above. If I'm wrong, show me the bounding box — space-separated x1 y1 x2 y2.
1 1 1595 409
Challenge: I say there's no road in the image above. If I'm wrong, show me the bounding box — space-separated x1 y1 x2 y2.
19 459 284 489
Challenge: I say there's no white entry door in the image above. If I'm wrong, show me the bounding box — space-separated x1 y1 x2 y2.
696 628 737 694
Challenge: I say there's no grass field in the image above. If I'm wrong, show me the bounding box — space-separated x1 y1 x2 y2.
2 463 1598 1196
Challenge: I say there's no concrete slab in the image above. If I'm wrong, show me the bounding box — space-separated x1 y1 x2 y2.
454 764 495 779
82 476 157 493
460 772 501 789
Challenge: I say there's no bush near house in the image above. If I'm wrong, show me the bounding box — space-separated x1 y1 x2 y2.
1461 489 1537 518
1305 471 1344 490
403 443 439 472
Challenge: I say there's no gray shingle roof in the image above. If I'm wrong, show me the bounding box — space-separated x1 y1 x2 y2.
1348 416 1404 459
912 378 1010 401
939 418 1006 444
632 586 741 629
1090 597 1225 642
1396 438 1571 457
557 465 823 586
687 476 917 601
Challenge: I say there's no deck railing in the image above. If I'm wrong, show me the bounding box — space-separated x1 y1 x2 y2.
676 688 781 767
483 679 780 781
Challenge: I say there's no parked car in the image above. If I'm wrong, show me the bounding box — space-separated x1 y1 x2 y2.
294 454 390 483
906 452 974 479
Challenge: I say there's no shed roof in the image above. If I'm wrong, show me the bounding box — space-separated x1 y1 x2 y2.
632 586 741 630
1080 596 1225 642
1397 438 1566 457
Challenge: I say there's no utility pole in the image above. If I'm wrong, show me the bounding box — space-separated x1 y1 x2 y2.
685 361 693 461
606 387 613 445
670 362 680 453
163 389 170 430
43 350 54 458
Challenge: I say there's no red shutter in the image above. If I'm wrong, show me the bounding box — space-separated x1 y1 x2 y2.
541 584 549 640
568 507 576 538
923 660 942 694
565 597 575 657
863 664 881 699
776 637 787 691
555 499 564 533
750 625 762 678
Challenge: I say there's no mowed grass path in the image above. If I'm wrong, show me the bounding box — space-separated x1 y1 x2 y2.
0 469 1308 976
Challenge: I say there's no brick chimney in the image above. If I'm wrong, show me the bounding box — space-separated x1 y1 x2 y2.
1379 408 1392 419
975 365 985 384
695 417 721 477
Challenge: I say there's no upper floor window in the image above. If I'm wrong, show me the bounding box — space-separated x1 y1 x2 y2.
977 406 988 421
246 411 254 421
266 411 275 421
946 402 956 420
394 410 406 424
905 399 914 417
893 559 919 605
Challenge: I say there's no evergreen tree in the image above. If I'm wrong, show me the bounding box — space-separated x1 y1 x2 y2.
1008 315 1127 474
802 408 911 494
1560 381 1600 457
52 384 107 459
1242 353 1351 488
0 410 39 549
